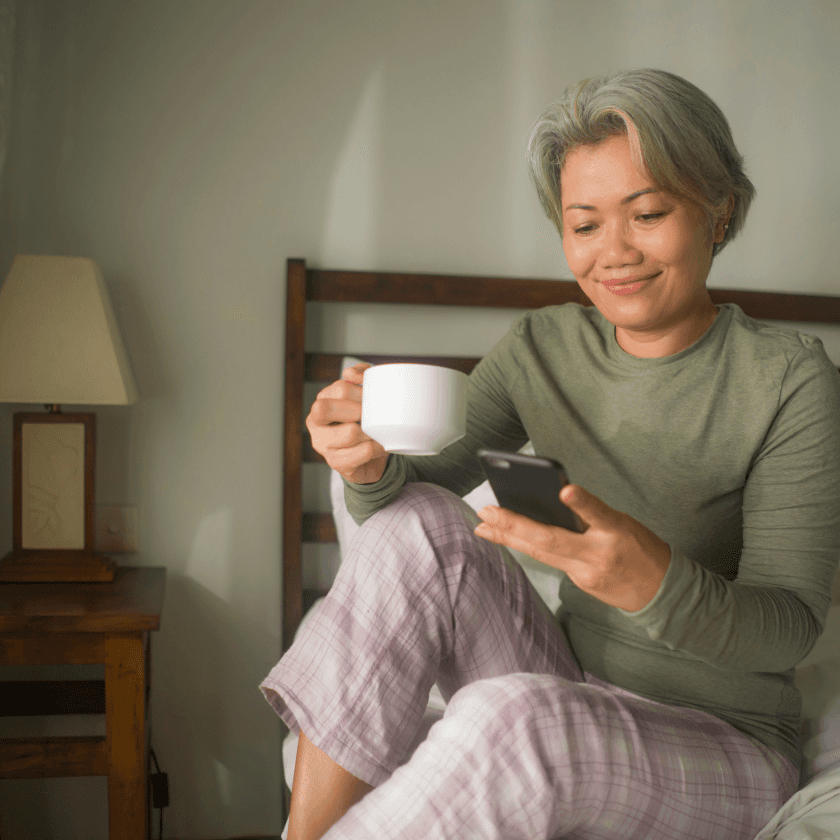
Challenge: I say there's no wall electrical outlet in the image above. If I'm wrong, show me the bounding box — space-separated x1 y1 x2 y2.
96 505 139 553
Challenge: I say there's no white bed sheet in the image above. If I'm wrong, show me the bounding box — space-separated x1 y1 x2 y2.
753 765 840 839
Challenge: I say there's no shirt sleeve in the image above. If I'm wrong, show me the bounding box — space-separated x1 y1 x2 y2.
621 344 840 673
344 316 532 525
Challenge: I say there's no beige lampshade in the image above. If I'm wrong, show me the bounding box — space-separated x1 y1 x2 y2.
0 255 139 405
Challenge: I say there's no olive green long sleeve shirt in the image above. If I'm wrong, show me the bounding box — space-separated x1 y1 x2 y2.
344 302 840 767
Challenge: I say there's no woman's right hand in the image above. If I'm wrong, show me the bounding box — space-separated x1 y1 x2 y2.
305 362 390 484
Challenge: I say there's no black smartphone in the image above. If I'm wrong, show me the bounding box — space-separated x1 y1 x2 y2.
478 449 580 531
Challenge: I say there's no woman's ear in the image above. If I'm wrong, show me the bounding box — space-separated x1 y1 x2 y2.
713 194 735 244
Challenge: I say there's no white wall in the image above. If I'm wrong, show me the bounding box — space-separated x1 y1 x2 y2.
0 1 838 837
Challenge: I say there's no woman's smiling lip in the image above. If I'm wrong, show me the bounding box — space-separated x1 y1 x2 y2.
601 273 660 296
601 273 658 287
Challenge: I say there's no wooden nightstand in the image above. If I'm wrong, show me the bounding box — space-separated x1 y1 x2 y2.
0 566 165 839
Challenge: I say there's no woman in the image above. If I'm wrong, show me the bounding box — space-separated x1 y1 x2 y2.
262 69 840 839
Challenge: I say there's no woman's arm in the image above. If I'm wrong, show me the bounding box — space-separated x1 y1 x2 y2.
633 346 840 672
476 344 840 673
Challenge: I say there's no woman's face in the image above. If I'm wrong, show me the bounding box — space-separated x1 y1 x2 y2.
560 133 729 358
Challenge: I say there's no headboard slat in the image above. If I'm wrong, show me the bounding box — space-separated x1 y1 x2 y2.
303 438 326 464
283 259 307 648
306 353 482 382
302 513 337 543
308 267 840 322
707 288 840 323
307 269 589 309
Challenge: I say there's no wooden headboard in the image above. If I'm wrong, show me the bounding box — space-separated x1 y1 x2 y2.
283 257 840 651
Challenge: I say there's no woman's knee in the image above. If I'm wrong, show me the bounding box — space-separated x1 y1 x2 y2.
333 483 489 618
420 674 577 815
372 482 480 531
348 483 483 567
443 673 567 738
440 673 605 770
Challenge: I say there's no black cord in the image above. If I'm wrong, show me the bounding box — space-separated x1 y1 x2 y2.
150 746 166 840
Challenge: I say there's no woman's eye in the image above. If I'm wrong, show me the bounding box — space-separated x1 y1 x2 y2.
573 224 595 235
638 212 665 223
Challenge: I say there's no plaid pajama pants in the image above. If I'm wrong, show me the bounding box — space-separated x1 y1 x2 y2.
260 483 798 839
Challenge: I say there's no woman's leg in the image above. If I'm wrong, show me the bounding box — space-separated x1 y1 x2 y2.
261 483 580 830
322 672 798 840
287 730 373 840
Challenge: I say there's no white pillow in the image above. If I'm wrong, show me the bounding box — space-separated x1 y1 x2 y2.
796 604 840 784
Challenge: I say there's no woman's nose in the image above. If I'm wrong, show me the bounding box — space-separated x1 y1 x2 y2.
599 223 642 269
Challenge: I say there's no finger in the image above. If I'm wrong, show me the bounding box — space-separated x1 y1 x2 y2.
310 418 378 456
308 397 362 427
314 419 377 451
474 517 573 574
326 437 388 473
342 362 372 384
476 504 577 538
559 484 614 531
474 506 579 558
474 506 544 545
316 377 364 404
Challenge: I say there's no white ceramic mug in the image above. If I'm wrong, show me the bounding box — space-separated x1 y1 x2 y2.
361 363 469 456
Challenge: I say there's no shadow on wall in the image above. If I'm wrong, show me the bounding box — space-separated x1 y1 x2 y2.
314 2 546 277
155 570 283 832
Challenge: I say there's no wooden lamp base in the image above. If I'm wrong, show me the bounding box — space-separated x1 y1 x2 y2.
3 410 116 583
0 551 116 583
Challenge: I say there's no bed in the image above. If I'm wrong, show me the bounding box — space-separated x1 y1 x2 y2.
281 257 840 838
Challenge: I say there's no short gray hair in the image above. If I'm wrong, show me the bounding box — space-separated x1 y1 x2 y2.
526 69 755 257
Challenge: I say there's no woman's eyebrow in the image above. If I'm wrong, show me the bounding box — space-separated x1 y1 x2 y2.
564 188 659 212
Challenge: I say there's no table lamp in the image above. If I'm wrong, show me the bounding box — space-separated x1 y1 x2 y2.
0 255 139 582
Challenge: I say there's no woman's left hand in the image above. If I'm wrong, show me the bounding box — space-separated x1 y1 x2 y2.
474 485 671 612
